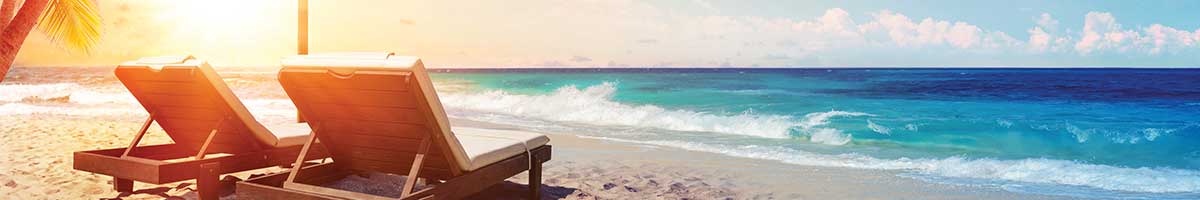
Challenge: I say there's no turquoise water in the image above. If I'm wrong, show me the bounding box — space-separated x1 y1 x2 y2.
429 68 1200 199
3 67 1198 199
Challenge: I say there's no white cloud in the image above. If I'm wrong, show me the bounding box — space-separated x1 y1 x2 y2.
1028 27 1052 52
983 31 1022 49
857 10 1007 49
1073 11 1199 55
1025 13 1071 53
794 8 859 37
1143 24 1200 54
946 22 983 48
1035 13 1059 30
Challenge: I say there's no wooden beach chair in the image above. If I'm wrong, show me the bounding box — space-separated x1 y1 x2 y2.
72 55 330 200
236 53 552 199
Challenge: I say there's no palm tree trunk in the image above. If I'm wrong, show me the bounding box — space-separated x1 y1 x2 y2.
0 0 18 29
0 0 48 82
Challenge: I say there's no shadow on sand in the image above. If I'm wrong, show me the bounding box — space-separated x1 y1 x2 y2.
469 181 582 200
105 178 580 200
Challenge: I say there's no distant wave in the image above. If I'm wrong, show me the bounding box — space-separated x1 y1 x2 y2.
583 136 1200 195
0 83 133 105
0 83 301 124
0 103 140 116
20 95 70 104
796 111 872 145
439 82 872 144
1045 122 1180 144
867 120 892 135
996 119 1014 128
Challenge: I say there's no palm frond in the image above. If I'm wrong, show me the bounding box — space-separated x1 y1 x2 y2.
37 0 101 54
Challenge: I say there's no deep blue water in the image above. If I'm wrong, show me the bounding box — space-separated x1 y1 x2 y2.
430 68 1200 199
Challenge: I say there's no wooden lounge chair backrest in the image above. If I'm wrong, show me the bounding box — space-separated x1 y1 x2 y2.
278 53 469 179
115 55 273 154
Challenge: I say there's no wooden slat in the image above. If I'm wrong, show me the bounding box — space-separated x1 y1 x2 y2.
128 81 212 96
294 88 419 108
167 140 250 153
153 107 225 121
290 163 353 185
405 73 467 176
319 133 442 155
320 121 430 138
325 145 449 168
339 159 452 179
154 118 221 132
281 72 412 92
160 127 254 147
82 144 193 159
144 94 221 108
306 105 425 124
116 67 204 82
278 68 467 183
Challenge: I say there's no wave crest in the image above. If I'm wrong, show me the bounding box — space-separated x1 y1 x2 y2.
0 83 133 105
584 136 1200 195
439 82 871 142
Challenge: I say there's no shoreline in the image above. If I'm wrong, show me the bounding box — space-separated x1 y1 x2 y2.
0 115 1072 199
452 118 1073 200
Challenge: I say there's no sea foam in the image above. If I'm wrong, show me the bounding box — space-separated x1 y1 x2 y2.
0 83 133 105
867 120 892 135
439 82 872 144
582 136 1200 195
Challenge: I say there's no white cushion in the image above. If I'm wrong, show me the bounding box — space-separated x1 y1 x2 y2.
262 122 313 147
452 127 550 171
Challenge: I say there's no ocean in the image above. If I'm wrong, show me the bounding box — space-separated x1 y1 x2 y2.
3 67 1199 199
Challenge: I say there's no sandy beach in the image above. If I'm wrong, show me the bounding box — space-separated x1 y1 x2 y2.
2 0 1199 199
0 113 1075 200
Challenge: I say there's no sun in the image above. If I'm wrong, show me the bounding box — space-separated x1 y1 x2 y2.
159 0 288 42
140 0 295 66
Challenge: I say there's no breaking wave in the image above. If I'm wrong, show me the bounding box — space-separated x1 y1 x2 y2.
438 82 871 144
0 83 134 105
582 136 1200 196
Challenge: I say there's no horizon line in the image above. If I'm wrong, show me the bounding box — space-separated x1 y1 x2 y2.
16 65 1200 69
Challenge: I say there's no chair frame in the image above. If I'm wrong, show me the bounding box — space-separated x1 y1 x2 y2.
236 144 551 200
236 56 552 200
73 110 330 200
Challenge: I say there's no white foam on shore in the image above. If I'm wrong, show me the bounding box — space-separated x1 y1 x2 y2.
439 82 871 144
0 103 140 116
581 136 1200 194
0 83 304 123
1 83 135 105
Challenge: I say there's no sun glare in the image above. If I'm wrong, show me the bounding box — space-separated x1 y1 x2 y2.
138 0 294 66
164 1 283 41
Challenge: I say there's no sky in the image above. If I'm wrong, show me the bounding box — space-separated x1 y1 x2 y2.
14 0 1200 67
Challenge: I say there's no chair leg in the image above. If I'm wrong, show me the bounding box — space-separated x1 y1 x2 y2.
196 174 218 200
113 177 133 193
528 156 542 200
196 164 220 200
